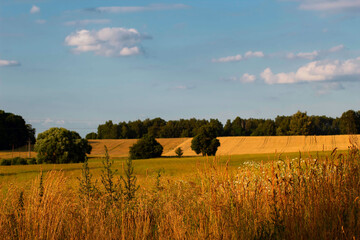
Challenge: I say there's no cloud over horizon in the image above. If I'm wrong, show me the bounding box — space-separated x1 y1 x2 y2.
64 27 151 57
30 5 40 14
261 57 360 84
86 4 189 13
212 51 264 63
298 0 360 12
287 44 344 60
0 59 20 67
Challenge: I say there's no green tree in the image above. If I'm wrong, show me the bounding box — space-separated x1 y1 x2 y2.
191 124 220 156
339 110 360 134
289 111 312 135
175 147 183 157
85 132 98 139
129 135 163 159
0 110 35 150
35 128 92 164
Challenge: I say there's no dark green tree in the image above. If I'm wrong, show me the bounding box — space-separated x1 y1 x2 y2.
339 110 360 134
289 111 312 135
0 110 35 150
85 132 98 139
191 124 220 156
35 128 92 164
129 135 163 159
175 147 183 157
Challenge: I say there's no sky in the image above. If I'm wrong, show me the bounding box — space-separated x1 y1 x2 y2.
1 0 360 136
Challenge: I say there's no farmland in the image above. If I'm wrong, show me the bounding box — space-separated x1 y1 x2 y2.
0 135 359 239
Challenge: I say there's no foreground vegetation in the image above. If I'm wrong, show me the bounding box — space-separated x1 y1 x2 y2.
0 146 359 239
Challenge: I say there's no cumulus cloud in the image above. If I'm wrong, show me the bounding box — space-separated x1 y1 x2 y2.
240 73 256 83
299 0 360 12
221 73 256 83
65 27 151 57
0 59 20 67
245 51 265 58
30 5 40 14
212 51 264 63
261 57 360 84
86 4 189 13
287 44 344 60
172 85 195 90
64 19 111 26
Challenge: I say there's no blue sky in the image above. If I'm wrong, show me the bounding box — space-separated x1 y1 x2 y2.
1 0 360 136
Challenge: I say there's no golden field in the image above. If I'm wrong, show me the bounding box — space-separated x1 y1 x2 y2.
1 135 359 159
88 134 360 157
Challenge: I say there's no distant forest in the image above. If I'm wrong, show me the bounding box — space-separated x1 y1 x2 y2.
87 110 360 139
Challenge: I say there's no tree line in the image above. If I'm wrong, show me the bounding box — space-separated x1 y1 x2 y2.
87 110 360 139
0 110 35 150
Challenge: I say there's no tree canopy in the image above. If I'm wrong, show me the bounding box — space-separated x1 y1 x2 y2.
35 128 92 164
129 135 163 160
191 124 220 156
0 110 35 150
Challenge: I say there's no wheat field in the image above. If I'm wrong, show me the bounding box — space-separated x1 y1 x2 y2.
88 135 360 157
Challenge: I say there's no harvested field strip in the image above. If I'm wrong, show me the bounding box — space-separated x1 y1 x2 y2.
87 135 360 158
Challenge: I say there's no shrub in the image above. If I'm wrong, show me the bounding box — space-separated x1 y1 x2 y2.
35 128 92 164
175 147 183 157
129 135 163 159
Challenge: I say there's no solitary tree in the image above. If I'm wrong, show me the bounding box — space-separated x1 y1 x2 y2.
129 135 163 159
35 128 92 164
175 147 183 157
191 124 220 156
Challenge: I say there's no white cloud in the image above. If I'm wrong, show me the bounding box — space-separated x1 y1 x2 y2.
0 59 20 67
212 54 243 63
119 46 140 56
30 5 40 14
221 73 256 83
212 50 264 63
172 85 195 90
240 73 256 83
65 27 150 57
287 44 344 60
329 44 344 52
287 51 319 60
88 4 189 13
261 57 360 84
64 19 111 26
299 0 360 12
245 51 265 58
35 19 46 24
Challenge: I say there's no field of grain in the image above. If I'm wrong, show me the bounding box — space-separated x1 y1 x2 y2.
1 135 358 159
88 134 360 157
1 147 359 239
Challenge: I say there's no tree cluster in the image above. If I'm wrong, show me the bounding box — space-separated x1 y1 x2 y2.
35 128 92 164
0 110 35 150
89 110 360 139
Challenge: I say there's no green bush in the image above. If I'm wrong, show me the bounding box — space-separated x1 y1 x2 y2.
35 127 92 164
0 159 11 166
0 157 31 166
129 135 163 159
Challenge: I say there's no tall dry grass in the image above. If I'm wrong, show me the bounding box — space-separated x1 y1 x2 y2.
1 146 360 239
